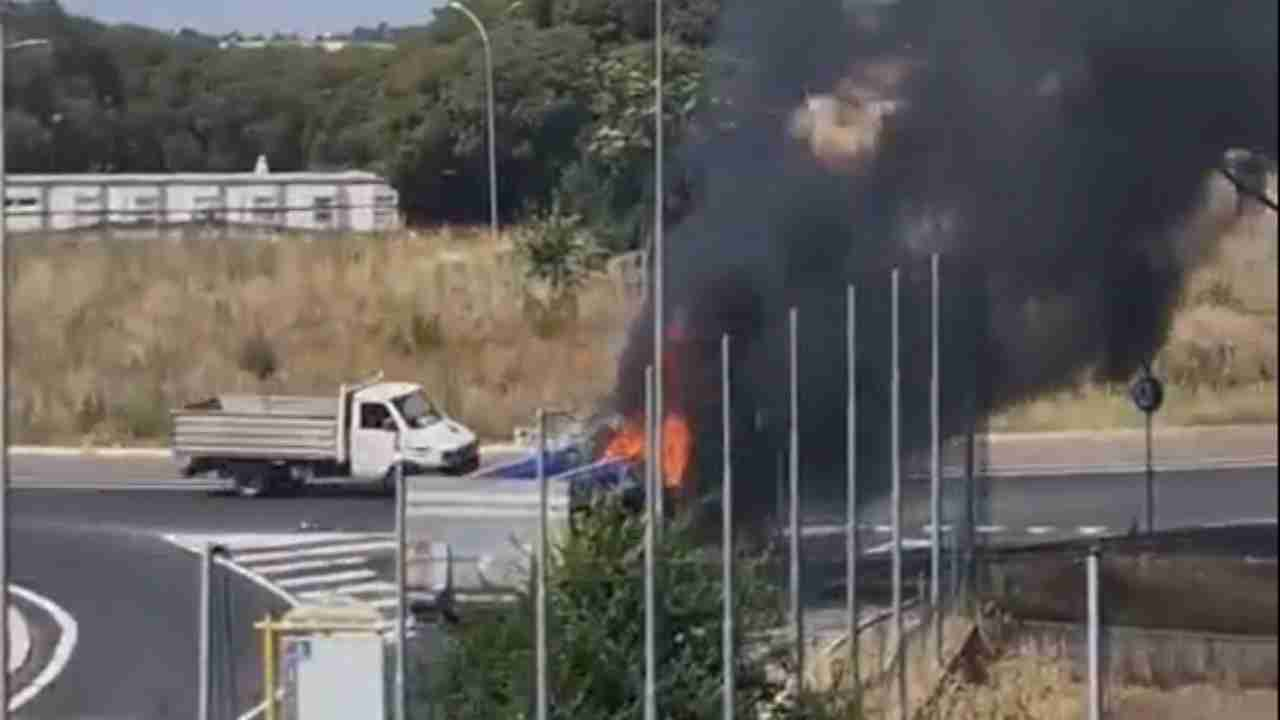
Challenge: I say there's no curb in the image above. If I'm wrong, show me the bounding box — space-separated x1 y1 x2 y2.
7 443 532 460
8 446 172 458
983 424 1275 444
7 604 32 677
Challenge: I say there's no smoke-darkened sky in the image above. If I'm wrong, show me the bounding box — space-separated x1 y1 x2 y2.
613 0 1277 519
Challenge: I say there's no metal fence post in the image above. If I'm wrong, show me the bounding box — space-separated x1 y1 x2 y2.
789 307 804 698
536 409 549 720
395 457 408 720
891 268 906 719
199 542 213 720
721 335 735 720
1145 412 1155 534
199 543 228 720
644 367 658 720
930 253 943 666
1088 548 1102 720
847 284 862 714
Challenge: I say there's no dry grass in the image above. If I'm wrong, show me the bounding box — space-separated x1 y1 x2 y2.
10 227 637 444
799 615 976 720
935 654 1279 720
990 381 1277 433
9 173 1276 444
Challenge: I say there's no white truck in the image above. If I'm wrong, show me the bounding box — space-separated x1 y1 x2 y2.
171 374 479 497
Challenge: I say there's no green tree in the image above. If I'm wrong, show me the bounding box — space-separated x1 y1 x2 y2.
428 498 794 720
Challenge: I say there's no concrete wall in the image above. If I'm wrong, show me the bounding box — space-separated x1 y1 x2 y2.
1010 620 1278 690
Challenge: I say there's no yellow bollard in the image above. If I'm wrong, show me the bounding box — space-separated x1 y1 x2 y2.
261 614 277 720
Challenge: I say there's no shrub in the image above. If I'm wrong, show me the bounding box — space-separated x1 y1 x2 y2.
515 205 608 299
238 328 280 381
426 497 801 720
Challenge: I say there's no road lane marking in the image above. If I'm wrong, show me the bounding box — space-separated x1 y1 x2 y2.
1078 526 1109 536
275 570 379 589
8 584 80 712
334 581 396 595
167 532 387 553
976 525 1007 534
407 506 569 519
1026 526 1058 535
455 592 522 605
407 490 570 507
252 556 369 575
865 539 934 555
297 581 396 602
11 480 228 491
231 541 395 564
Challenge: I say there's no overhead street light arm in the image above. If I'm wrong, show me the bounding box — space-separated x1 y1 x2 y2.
447 1 490 53
4 38 50 51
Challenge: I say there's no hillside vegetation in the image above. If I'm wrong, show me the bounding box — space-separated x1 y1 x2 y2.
2 0 724 245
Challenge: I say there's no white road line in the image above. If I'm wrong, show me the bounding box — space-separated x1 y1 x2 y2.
8 584 80 712
8 606 31 676
253 556 369 576
455 592 521 605
238 701 270 720
232 541 395 565
1078 526 1110 536
976 525 1007 534
365 597 406 610
167 533 387 553
1026 526 1058 535
11 482 227 491
334 581 396 595
1198 518 1279 529
874 525 893 534
297 581 396 601
865 539 934 555
407 506 568 520
275 570 378 589
407 491 570 507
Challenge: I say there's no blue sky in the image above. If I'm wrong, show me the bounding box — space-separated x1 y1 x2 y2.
59 0 447 36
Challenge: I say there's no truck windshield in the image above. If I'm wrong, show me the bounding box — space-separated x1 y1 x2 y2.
393 392 442 429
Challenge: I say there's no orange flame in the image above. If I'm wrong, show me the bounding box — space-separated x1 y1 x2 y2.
602 414 693 490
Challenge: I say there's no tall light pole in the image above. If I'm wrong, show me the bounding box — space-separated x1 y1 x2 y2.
447 1 498 244
652 0 666 526
1 28 50 720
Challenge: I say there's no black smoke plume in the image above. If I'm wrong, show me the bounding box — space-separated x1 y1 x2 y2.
612 0 1278 530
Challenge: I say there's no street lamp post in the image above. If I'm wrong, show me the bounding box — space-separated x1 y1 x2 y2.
1 25 50 720
447 2 499 245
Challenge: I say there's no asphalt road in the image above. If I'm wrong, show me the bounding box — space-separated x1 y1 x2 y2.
10 503 282 719
6 452 1276 717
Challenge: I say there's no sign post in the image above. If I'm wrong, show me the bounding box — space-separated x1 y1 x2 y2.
1130 366 1164 534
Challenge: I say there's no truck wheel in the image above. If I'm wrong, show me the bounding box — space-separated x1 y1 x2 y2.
280 465 312 496
234 464 273 498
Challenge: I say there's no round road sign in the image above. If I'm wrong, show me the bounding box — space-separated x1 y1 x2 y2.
1130 375 1164 414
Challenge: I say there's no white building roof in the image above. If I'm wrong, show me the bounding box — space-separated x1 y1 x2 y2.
8 170 389 186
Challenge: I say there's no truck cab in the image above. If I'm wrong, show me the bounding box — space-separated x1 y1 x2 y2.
346 382 480 479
